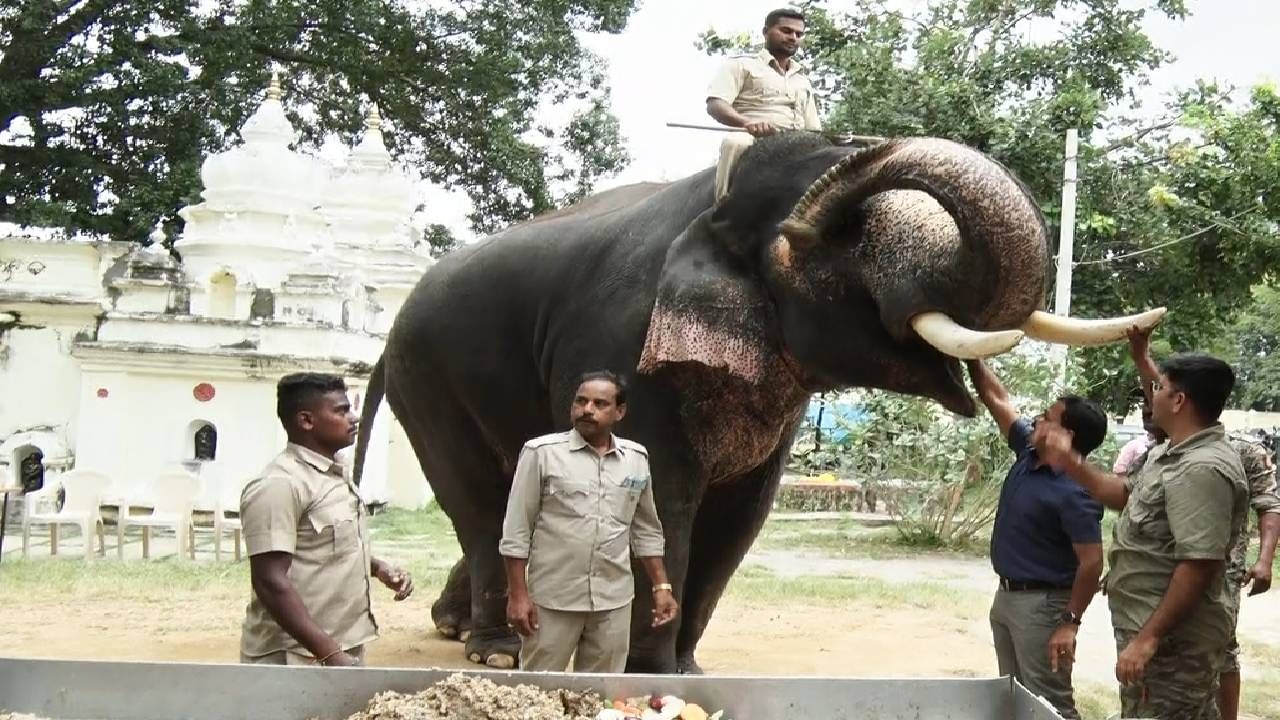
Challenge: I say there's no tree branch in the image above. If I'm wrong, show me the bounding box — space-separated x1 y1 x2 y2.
1102 115 1185 153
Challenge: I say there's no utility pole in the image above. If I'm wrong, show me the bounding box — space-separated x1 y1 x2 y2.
1052 129 1080 388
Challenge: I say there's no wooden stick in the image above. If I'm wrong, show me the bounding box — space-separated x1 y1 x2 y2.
665 121 885 145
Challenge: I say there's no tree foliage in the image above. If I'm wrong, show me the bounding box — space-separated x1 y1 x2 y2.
788 353 1102 549
704 0 1280 414
1225 286 1280 413
0 0 637 242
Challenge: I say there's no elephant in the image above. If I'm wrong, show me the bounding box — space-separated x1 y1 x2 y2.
354 132 1162 674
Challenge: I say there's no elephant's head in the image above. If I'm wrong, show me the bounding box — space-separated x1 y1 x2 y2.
639 133 1162 417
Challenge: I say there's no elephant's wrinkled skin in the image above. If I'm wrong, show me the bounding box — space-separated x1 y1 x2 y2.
356 134 1057 673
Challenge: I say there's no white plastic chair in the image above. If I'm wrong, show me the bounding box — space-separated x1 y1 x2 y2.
22 469 111 558
189 476 243 562
119 471 200 560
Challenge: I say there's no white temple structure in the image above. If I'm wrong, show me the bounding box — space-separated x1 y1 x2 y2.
0 76 434 512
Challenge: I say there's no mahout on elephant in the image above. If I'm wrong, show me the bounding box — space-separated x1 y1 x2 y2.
355 132 1162 673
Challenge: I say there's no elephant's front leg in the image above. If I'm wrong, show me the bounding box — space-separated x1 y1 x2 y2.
462 524 521 668
431 556 472 640
676 446 791 673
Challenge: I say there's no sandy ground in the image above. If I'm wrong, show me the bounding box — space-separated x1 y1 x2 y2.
8 550 1278 683
0 586 993 679
3 536 1277 719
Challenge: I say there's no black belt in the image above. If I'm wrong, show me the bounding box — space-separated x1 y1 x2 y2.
999 577 1072 592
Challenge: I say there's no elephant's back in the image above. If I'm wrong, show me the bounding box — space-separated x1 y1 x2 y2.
386 168 715 388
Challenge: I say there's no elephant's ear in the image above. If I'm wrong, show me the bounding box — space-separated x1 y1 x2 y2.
638 211 780 383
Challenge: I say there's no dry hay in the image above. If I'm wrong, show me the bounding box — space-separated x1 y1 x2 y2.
339 673 603 720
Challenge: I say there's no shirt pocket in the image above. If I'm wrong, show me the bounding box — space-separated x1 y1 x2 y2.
606 474 645 524
744 69 782 99
543 475 593 516
1126 476 1168 539
308 499 360 556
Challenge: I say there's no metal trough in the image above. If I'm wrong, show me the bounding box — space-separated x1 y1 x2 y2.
0 657 1066 720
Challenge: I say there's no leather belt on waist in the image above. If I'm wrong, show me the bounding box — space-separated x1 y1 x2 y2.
999 577 1072 592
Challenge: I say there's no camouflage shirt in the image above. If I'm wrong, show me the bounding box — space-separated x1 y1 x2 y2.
1107 424 1248 648
1226 439 1280 584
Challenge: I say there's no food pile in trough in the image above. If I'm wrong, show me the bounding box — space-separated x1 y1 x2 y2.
338 673 728 720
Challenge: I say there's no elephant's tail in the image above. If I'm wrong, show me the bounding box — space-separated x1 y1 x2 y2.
353 355 385 486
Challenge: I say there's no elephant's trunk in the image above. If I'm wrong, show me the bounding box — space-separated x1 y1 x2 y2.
782 138 1048 346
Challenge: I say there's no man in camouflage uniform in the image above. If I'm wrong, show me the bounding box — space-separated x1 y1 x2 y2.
1217 438 1280 720
1035 349 1247 719
1123 329 1280 719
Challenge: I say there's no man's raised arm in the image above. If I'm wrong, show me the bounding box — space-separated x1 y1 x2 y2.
966 359 1018 439
1034 424 1131 510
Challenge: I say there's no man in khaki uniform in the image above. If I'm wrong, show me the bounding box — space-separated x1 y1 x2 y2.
705 8 822 199
500 370 678 672
239 373 412 667
1035 351 1247 719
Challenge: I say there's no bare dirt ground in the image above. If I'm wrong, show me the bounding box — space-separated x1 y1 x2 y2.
4 525 1277 719
2 587 992 679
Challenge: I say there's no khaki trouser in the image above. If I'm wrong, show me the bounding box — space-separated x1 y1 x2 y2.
990 588 1079 720
519 603 631 673
240 644 366 666
715 133 756 200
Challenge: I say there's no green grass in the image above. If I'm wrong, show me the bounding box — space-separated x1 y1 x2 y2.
367 504 454 542
724 563 986 614
0 508 461 603
1240 640 1280 719
1075 680 1118 720
0 556 249 599
755 516 989 559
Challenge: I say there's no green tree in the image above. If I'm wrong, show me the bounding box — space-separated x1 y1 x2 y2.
0 0 636 242
1225 286 1280 412
703 1 1280 413
421 223 461 259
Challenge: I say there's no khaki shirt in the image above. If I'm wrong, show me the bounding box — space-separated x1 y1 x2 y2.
1227 439 1280 583
706 49 822 131
499 429 665 612
239 443 378 658
1107 424 1247 648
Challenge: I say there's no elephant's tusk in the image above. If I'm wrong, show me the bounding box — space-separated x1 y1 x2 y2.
910 312 1025 359
779 219 820 249
1020 307 1167 346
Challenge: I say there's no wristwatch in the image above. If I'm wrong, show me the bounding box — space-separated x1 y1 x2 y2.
1058 610 1082 626
652 583 673 594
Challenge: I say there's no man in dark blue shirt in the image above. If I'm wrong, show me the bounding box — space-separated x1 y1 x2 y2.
968 360 1107 720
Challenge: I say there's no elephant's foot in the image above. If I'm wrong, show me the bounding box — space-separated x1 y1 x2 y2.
676 653 704 675
465 627 521 669
431 594 471 640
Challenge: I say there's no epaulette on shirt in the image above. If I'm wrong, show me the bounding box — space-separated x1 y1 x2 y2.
525 432 571 449
617 438 649 456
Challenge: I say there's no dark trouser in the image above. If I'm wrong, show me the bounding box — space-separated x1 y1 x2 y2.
990 588 1078 720
1114 628 1224 719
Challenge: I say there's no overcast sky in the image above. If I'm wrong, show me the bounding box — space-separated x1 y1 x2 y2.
424 0 1279 238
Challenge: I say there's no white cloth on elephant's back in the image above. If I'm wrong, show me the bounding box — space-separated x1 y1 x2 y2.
500 429 665 612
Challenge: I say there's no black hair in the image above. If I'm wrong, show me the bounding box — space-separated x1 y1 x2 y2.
765 8 805 28
277 372 347 429
576 370 627 405
1059 395 1107 456
1160 353 1235 424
